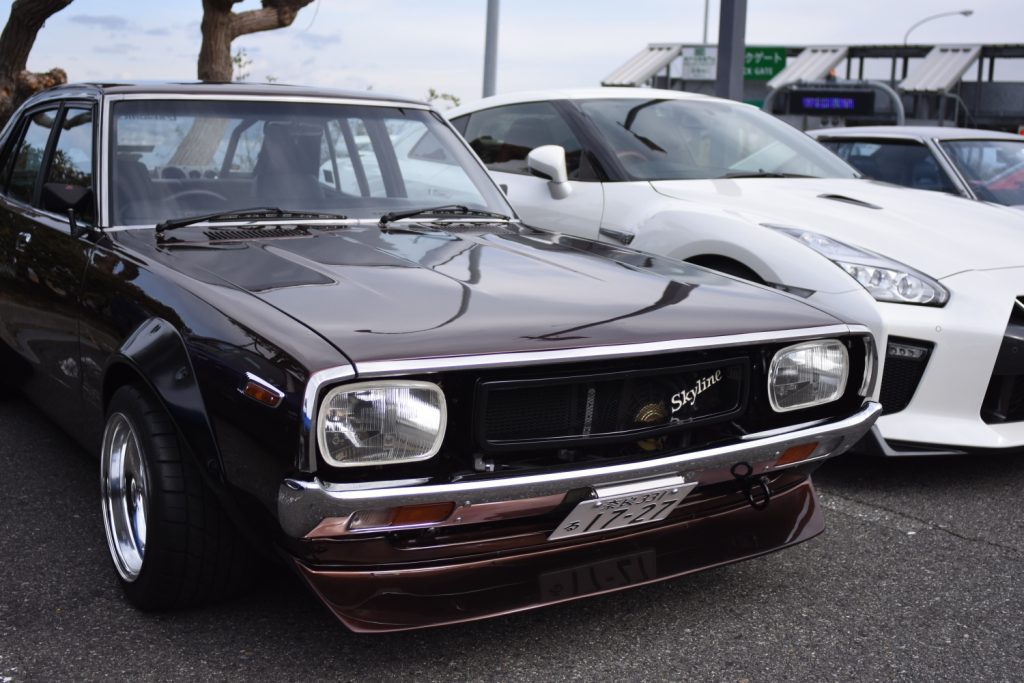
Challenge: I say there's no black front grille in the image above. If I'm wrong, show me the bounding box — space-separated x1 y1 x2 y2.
981 298 1024 424
478 359 748 450
879 337 933 415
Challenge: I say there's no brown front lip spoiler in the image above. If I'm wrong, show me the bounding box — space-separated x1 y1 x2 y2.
294 477 823 633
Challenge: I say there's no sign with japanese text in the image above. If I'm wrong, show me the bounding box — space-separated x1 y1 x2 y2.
681 46 717 81
744 47 786 80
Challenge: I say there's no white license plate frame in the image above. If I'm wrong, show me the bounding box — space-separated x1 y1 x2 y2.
549 475 697 541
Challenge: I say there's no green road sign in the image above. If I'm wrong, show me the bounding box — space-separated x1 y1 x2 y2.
745 47 786 80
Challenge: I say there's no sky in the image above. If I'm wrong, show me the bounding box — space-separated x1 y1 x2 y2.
5 0 1022 106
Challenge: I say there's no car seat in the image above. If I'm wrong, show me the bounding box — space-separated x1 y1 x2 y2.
254 122 323 204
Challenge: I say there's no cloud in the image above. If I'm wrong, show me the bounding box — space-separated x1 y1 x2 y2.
145 27 172 37
293 32 339 49
70 15 130 32
94 43 138 55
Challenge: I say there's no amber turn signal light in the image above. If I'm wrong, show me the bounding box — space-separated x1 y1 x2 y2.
241 380 283 407
348 502 455 531
774 441 819 467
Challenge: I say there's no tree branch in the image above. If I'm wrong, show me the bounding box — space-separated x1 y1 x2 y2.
230 0 315 39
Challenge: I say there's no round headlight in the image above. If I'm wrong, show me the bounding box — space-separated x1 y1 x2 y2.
317 380 447 467
768 340 849 412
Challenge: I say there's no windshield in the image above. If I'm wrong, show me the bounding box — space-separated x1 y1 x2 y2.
109 99 510 226
940 139 1024 207
577 98 859 181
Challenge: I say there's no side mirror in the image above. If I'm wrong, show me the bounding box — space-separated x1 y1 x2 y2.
527 145 572 199
42 182 94 217
41 182 96 237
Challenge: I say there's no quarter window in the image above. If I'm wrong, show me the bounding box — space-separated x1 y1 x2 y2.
47 107 94 188
7 108 58 204
460 103 585 178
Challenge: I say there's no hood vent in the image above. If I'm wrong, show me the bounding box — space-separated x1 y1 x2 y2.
817 194 882 210
204 226 311 241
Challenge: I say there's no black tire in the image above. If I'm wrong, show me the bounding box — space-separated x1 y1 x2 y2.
100 383 255 610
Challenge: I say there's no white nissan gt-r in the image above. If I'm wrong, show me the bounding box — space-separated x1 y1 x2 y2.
448 88 1024 456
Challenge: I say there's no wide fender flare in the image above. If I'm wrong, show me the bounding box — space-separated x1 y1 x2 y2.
103 317 224 483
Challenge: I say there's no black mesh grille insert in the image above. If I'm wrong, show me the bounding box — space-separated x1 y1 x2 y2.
879 337 933 415
478 359 748 449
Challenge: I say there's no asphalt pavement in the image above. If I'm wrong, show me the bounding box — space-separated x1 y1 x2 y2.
2 395 1022 682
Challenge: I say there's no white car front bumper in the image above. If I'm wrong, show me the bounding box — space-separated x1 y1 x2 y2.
873 267 1024 453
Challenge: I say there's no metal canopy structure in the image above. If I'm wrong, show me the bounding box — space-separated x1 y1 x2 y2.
602 44 682 87
899 45 982 93
601 42 1024 130
766 46 848 90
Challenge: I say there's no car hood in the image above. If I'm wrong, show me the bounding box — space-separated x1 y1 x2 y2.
650 178 1024 278
156 225 843 366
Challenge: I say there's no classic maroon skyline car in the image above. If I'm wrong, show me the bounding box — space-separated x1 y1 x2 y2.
0 82 879 631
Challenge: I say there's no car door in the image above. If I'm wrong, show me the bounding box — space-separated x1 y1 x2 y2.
0 101 97 428
454 101 604 238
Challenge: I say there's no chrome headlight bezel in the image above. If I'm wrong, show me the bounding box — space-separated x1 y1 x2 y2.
316 380 448 468
768 339 850 412
770 226 949 307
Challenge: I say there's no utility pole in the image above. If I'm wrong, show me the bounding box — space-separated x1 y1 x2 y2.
714 0 747 101
702 0 710 44
482 0 500 97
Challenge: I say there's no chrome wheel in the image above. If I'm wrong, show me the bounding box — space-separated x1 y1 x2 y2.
101 412 149 582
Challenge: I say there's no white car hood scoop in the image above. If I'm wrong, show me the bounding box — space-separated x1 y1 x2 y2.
650 178 1024 278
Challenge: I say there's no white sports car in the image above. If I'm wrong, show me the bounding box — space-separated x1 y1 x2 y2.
448 88 1024 456
809 126 1024 209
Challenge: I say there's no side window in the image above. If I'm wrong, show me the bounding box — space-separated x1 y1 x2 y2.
6 108 58 204
449 115 469 136
47 107 94 188
461 102 585 178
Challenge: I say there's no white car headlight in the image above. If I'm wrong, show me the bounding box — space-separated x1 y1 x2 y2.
317 381 447 467
769 340 849 412
771 227 949 306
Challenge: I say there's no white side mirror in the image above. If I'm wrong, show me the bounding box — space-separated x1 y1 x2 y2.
527 145 572 199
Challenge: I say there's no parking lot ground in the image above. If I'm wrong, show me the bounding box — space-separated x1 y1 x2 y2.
2 396 1022 682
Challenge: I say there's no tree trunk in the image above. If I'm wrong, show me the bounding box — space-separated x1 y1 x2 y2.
198 0 315 83
0 0 74 124
198 0 235 83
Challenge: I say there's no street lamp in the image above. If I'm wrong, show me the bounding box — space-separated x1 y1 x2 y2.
903 9 973 45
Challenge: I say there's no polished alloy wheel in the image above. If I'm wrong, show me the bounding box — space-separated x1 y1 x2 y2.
101 412 149 582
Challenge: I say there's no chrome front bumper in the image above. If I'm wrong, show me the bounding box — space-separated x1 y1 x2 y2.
278 401 881 539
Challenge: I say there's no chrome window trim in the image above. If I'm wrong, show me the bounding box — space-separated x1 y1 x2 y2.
298 324 874 472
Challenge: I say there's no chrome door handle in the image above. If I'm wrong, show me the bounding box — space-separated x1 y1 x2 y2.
15 231 31 252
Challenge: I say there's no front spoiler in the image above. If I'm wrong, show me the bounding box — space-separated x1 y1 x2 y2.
278 401 881 539
294 477 824 633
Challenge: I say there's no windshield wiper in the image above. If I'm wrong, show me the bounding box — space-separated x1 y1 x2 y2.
155 207 349 234
378 204 511 227
720 171 814 179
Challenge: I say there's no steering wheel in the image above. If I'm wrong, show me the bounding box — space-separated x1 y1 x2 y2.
166 190 228 204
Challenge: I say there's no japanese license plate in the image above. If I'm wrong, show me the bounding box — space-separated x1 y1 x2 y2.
549 475 697 541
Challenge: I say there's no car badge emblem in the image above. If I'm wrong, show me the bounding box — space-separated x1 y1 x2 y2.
670 369 724 414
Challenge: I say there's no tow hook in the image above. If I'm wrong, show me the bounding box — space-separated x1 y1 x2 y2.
731 462 772 511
